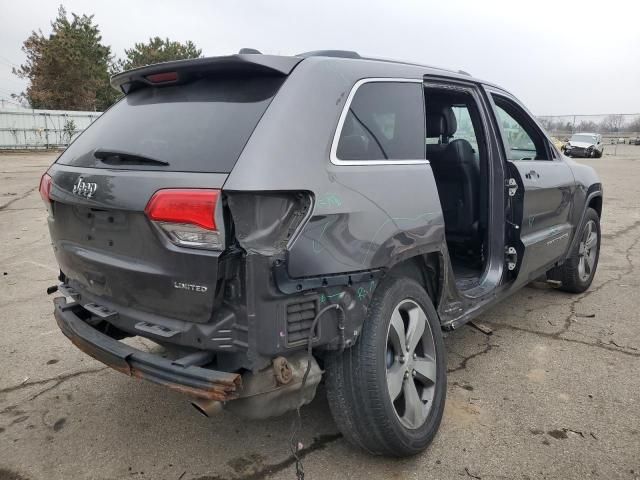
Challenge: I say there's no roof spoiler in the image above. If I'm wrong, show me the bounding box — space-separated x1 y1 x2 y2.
110 54 303 94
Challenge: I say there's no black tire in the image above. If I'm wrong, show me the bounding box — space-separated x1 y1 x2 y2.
549 207 601 293
324 276 446 457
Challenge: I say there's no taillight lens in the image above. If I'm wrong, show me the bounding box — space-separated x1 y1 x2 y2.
145 71 178 83
145 189 223 250
39 173 53 212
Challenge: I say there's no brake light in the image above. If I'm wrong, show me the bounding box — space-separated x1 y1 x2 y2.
39 173 52 211
145 71 178 83
145 189 222 250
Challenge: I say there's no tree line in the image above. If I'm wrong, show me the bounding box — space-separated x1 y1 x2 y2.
12 6 202 111
539 114 640 135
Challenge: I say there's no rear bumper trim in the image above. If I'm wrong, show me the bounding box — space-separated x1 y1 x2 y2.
53 297 241 400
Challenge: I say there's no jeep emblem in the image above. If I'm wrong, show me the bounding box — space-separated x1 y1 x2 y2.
72 177 98 199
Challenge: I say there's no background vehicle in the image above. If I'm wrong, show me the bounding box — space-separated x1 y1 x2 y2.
41 50 603 457
563 132 604 157
629 136 640 145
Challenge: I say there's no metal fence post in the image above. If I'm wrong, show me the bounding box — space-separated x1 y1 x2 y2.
43 113 49 149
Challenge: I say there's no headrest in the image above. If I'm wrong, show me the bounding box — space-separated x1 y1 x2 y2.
426 105 457 138
337 134 369 160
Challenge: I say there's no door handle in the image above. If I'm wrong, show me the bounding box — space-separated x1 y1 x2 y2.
525 170 540 180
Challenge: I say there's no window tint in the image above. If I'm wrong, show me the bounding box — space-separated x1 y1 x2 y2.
492 96 549 161
57 76 284 173
336 82 425 161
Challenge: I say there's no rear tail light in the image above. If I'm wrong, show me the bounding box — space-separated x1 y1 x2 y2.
145 189 223 250
39 172 53 213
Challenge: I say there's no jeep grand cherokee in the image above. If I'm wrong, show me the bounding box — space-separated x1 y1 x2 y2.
42 50 602 457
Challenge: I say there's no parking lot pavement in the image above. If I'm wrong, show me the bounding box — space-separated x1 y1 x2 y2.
1 148 639 480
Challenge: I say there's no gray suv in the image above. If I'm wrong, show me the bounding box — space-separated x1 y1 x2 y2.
41 50 603 457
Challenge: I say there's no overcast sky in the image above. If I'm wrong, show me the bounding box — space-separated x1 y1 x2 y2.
1 0 639 115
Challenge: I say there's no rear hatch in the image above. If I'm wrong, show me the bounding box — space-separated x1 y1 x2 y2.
44 55 298 324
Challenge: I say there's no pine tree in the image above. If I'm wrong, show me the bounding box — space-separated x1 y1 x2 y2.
13 6 118 111
112 37 202 73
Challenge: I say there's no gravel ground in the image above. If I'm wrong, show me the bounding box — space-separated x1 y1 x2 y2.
0 147 639 480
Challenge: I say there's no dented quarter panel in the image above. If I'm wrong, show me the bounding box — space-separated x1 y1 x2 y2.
224 57 446 278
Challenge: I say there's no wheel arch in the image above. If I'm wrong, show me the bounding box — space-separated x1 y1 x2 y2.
566 186 603 259
588 194 602 218
385 252 443 308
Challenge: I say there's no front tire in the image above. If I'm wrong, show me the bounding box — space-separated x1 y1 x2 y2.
549 207 601 293
325 277 446 456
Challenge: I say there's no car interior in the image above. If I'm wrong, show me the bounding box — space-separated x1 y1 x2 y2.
424 87 489 290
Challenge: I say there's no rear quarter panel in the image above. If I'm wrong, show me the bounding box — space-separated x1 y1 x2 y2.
224 57 445 277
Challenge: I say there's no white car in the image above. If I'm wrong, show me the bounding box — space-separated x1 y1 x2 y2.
563 133 604 158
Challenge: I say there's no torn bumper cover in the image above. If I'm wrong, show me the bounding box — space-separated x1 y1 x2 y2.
53 297 241 401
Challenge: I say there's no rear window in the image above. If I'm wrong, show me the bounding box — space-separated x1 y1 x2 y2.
57 76 284 173
336 82 425 161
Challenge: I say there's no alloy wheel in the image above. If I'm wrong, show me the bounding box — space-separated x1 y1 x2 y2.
578 219 598 282
385 299 437 429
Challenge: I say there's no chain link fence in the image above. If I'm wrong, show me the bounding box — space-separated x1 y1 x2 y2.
537 114 640 142
0 107 101 149
1 107 638 150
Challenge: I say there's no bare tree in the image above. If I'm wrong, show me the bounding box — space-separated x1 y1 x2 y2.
576 120 598 132
601 114 625 133
626 117 640 133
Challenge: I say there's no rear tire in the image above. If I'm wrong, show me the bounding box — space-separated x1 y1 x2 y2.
325 277 446 457
548 208 600 293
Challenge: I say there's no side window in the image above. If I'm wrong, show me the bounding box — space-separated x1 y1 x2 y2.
336 82 425 161
451 105 479 152
492 95 550 161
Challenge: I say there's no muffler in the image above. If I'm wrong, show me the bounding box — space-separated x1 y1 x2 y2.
191 398 223 417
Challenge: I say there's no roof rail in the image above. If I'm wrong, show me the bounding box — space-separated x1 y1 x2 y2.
296 50 361 59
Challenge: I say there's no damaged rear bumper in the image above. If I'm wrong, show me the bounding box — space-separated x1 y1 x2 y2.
53 296 241 401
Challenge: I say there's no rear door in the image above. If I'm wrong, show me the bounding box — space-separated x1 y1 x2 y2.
47 73 285 323
487 90 575 284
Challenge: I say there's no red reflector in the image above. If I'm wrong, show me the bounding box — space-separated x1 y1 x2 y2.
145 189 219 230
39 173 52 205
145 71 178 83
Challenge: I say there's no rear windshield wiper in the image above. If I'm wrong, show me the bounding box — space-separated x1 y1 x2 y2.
94 149 169 166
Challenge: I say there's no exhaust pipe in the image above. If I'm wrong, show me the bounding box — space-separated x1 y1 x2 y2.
191 398 223 417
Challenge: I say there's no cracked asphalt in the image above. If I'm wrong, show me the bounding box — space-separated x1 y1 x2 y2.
1 148 639 480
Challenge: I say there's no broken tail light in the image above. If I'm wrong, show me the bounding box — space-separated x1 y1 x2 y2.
145 189 223 250
39 172 53 214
